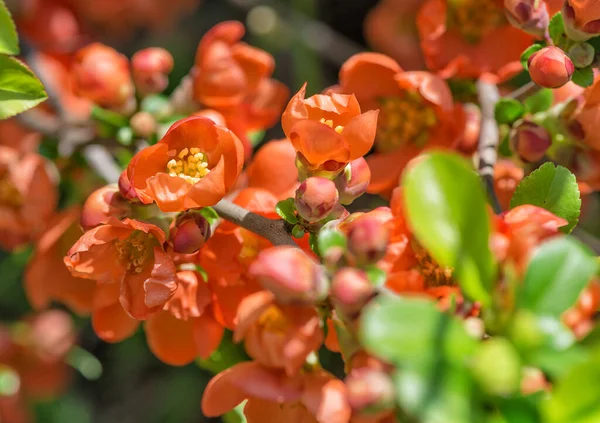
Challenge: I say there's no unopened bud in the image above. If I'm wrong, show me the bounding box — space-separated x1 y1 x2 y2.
510 120 551 163
528 47 575 88
346 369 395 416
81 184 132 230
29 310 74 360
168 211 211 254
118 170 139 202
72 43 134 107
568 42 595 68
249 247 328 304
132 47 174 95
295 177 339 222
504 0 549 37
331 268 374 316
563 1 600 42
346 216 389 265
334 158 371 205
130 111 157 138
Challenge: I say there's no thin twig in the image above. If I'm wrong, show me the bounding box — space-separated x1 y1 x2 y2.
507 81 541 102
212 199 297 247
477 79 502 214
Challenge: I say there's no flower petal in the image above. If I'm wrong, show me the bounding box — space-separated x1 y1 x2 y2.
342 109 379 161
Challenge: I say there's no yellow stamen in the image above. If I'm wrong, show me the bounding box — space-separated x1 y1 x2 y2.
320 118 344 134
115 231 156 273
413 243 455 287
0 169 22 208
448 0 505 42
167 148 210 184
257 306 289 334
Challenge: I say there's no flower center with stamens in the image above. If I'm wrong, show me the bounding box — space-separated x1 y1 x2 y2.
320 118 344 134
166 147 210 184
376 93 437 153
0 169 22 208
115 231 156 273
413 243 455 287
257 306 289 334
448 0 505 42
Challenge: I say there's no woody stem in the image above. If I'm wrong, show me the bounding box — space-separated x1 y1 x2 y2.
212 200 298 247
477 79 503 214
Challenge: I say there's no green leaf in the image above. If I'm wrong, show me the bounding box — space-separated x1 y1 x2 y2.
544 356 600 423
0 56 47 119
360 296 477 367
524 89 553 114
518 237 597 317
317 227 346 257
248 130 266 147
91 105 129 128
495 98 526 125
291 224 305 238
571 66 594 87
549 13 566 47
510 162 581 233
199 207 219 225
497 396 542 423
365 265 387 288
521 44 543 71
308 232 319 256
275 198 298 224
0 0 18 55
402 152 495 307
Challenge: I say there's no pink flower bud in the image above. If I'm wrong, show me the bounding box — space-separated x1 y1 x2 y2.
331 268 374 316
72 43 134 107
130 111 157 138
168 211 211 254
346 368 395 416
528 47 575 89
504 0 549 37
132 47 174 95
563 1 600 42
249 246 328 305
295 177 339 222
334 158 371 205
510 120 552 163
81 184 132 230
118 170 139 202
346 216 389 265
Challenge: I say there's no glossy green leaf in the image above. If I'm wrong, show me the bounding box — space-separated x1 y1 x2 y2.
360 296 477 366
275 198 298 224
521 44 543 71
0 56 47 119
402 152 495 306
495 98 526 125
518 237 597 317
549 13 565 47
317 226 346 257
510 162 581 233
524 89 553 114
0 0 18 55
571 66 594 88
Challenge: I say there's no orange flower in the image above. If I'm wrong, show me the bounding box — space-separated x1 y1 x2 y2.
90 282 139 343
0 147 57 251
494 160 524 211
564 0 600 41
80 184 132 230
0 119 40 153
192 21 289 153
282 84 378 172
246 139 299 201
573 76 600 151
145 270 224 365
202 361 351 423
25 208 96 315
364 0 426 70
234 291 323 375
64 218 177 320
416 0 533 81
127 116 244 212
339 53 463 196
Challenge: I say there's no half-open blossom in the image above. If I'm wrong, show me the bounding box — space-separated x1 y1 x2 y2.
80 184 132 231
282 84 378 173
246 139 299 201
563 0 600 41
71 43 134 108
127 116 244 212
416 0 533 81
202 361 351 423
192 21 289 153
338 53 463 196
234 291 323 376
25 208 96 315
504 0 550 37
145 270 224 365
64 218 177 320
0 147 57 251
528 47 575 88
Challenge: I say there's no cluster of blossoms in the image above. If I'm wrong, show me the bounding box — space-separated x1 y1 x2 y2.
4 0 600 421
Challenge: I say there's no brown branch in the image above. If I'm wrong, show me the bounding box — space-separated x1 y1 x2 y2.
477 79 502 214
507 81 541 102
212 199 298 247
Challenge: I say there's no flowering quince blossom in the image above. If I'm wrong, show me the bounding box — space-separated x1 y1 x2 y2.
127 115 244 212
338 53 464 196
